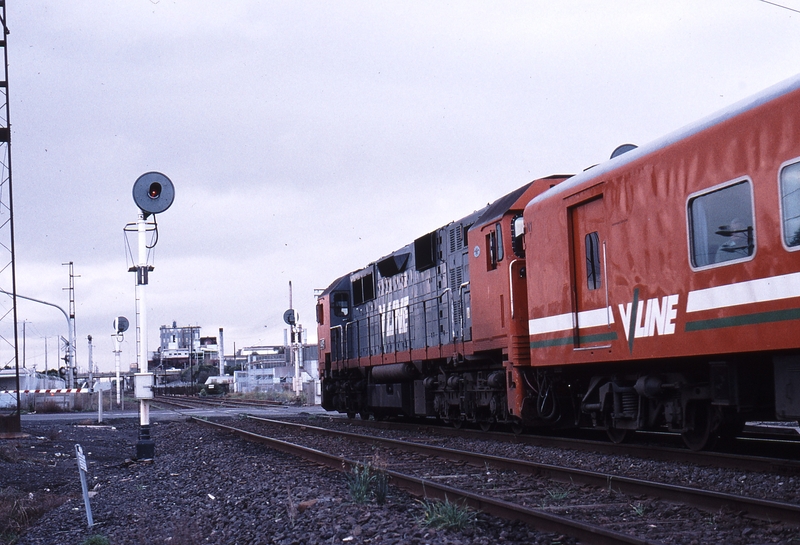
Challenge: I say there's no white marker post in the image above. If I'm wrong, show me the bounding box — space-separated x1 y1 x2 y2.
75 444 93 527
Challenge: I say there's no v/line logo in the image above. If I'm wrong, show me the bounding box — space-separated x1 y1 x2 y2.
618 288 679 351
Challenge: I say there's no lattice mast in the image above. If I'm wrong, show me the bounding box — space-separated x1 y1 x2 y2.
0 1 22 432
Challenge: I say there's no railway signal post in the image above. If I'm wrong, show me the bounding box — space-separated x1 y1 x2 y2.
127 172 174 460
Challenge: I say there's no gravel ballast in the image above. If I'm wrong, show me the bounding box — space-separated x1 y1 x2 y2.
2 417 571 545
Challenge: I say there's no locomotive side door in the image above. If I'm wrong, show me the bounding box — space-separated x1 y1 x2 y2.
568 196 611 348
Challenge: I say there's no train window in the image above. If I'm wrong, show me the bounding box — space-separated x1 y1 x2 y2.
780 160 800 248
688 179 754 267
316 302 324 325
352 272 375 305
486 231 497 270
585 232 601 290
414 231 438 272
332 292 350 318
495 223 504 262
511 215 525 258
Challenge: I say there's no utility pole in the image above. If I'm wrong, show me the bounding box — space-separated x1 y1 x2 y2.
87 335 93 386
62 262 79 387
284 281 302 397
218 327 225 377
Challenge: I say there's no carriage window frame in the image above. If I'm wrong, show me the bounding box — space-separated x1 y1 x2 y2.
585 231 602 290
687 178 756 270
779 157 800 251
495 222 504 262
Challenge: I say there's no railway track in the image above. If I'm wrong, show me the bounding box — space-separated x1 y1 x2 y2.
152 395 283 411
191 415 799 544
328 415 800 475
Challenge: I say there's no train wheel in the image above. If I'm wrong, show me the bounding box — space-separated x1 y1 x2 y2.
359 411 370 421
479 421 493 432
510 422 524 435
681 401 720 451
606 427 631 444
347 411 356 419
452 419 463 429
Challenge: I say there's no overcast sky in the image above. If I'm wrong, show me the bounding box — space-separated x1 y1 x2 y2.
7 0 800 373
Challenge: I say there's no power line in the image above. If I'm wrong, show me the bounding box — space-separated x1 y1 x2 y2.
759 0 800 15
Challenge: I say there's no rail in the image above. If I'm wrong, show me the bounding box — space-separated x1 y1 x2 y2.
246 416 800 525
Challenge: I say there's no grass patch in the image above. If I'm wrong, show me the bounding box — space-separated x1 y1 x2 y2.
417 496 475 530
345 457 391 505
0 487 68 544
347 463 375 504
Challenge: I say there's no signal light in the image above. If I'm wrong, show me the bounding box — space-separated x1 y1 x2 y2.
148 182 162 199
132 172 174 215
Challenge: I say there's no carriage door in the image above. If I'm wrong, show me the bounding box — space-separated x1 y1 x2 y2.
569 196 611 348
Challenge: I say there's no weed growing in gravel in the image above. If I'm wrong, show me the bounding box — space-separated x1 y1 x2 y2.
0 488 68 543
546 486 571 501
347 462 375 504
417 496 475 530
539 485 573 508
0 443 19 463
371 455 389 505
286 486 298 527
630 502 646 517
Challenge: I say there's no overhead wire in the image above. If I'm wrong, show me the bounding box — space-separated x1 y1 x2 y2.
758 0 800 14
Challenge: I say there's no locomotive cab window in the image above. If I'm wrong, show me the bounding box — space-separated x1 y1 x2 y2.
486 231 497 270
495 223 504 262
780 159 800 249
511 215 525 258
316 302 324 325
688 179 755 268
332 292 350 318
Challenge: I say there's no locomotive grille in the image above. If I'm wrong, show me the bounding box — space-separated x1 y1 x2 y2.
449 225 463 253
450 266 463 336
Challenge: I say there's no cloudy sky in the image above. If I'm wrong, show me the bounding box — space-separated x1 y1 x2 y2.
6 0 800 373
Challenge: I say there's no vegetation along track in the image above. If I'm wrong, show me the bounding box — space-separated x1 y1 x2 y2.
192 415 799 544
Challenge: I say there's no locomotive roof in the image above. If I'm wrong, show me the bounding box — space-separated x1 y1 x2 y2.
472 181 535 227
318 273 350 297
528 72 800 208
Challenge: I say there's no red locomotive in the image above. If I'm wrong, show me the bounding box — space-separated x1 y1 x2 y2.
316 74 800 449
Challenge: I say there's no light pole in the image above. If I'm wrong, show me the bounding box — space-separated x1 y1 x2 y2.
113 317 129 408
0 290 74 385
